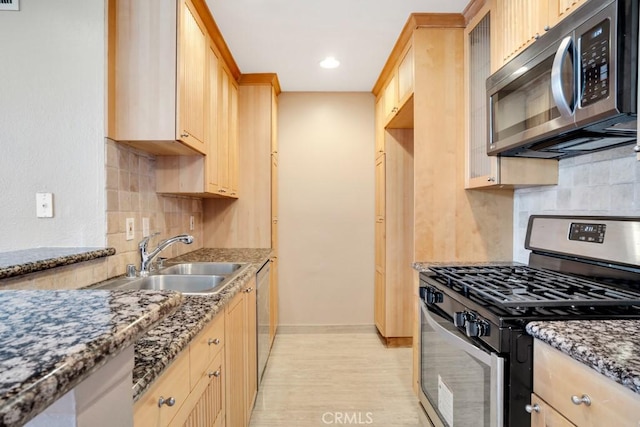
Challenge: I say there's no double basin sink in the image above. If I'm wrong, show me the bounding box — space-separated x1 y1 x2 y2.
95 262 248 295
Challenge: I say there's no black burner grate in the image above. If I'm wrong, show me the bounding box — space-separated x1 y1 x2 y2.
429 265 640 308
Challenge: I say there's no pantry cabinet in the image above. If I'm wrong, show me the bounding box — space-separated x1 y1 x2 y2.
465 2 558 189
532 340 640 427
109 0 207 155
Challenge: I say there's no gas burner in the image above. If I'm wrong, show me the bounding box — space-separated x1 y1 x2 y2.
429 265 640 308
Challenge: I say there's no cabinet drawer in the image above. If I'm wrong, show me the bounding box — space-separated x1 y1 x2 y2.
534 341 640 427
189 312 225 388
530 394 575 427
134 349 191 427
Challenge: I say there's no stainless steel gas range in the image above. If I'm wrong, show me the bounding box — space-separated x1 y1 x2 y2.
417 215 640 427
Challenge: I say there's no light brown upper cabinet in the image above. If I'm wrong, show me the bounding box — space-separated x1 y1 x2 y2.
465 3 558 189
155 43 239 198
492 0 588 71
109 0 207 155
381 43 414 129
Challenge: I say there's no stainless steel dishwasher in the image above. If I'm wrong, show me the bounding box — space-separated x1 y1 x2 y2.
256 260 271 385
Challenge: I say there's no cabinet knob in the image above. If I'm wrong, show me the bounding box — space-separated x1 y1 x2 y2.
544 25 550 31
180 132 189 138
633 145 640 153
571 394 591 406
219 189 226 193
208 370 221 378
525 403 540 413
158 396 176 407
208 338 220 346
487 177 496 182
245 287 254 293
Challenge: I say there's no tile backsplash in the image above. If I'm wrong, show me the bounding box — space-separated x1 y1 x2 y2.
105 139 203 278
513 145 640 262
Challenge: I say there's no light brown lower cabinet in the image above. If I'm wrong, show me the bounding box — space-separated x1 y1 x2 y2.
133 276 258 427
532 340 640 427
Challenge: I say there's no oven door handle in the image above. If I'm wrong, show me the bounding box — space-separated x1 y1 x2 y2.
421 302 492 364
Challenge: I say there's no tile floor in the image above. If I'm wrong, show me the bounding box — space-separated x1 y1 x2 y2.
249 331 423 427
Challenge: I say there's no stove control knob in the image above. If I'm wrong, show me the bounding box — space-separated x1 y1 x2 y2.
425 287 443 304
466 319 489 337
453 311 468 327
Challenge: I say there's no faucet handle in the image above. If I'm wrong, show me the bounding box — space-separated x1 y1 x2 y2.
139 232 161 250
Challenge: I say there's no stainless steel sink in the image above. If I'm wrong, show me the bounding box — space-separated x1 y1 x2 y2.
92 262 249 295
159 262 244 276
96 274 228 295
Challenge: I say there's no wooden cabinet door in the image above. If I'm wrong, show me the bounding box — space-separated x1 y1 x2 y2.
397 44 414 106
374 98 385 157
206 41 221 193
225 291 246 427
269 256 279 346
245 282 258 420
177 0 207 153
383 73 398 121
218 68 231 194
229 80 239 197
375 155 385 218
548 0 588 27
374 267 386 334
171 351 225 427
530 394 576 427
134 350 190 427
495 0 548 66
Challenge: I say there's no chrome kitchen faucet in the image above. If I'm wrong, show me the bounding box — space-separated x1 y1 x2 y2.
138 233 194 276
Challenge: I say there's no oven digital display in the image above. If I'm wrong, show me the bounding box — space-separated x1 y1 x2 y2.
569 222 606 243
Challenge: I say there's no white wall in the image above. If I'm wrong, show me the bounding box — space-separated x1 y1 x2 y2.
278 92 375 326
513 145 640 262
0 1 106 251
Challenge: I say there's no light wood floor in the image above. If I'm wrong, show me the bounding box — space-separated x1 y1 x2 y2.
249 331 423 427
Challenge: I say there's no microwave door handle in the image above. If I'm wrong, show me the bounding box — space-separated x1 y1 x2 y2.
551 36 574 118
421 302 492 365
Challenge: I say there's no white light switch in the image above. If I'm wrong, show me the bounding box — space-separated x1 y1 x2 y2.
36 193 53 218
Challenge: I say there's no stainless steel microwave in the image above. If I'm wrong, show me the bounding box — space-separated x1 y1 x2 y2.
487 0 638 159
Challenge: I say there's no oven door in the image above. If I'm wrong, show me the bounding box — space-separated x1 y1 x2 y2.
419 299 505 427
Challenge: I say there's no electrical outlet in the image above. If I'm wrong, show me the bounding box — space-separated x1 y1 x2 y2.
189 215 195 231
126 218 135 240
142 217 150 237
36 193 53 218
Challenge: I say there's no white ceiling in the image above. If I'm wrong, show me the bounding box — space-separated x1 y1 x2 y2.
205 0 469 92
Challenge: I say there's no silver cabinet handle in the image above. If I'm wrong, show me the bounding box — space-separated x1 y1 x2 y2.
525 404 540 413
571 394 591 406
208 370 221 378
245 287 254 293
208 338 220 346
158 396 176 407
487 177 496 182
219 189 226 193
180 132 189 138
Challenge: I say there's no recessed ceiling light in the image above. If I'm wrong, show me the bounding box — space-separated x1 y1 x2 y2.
319 57 340 69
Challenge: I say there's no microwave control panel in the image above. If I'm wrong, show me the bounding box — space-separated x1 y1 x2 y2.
580 19 611 107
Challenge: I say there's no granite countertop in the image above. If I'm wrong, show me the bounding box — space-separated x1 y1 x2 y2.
412 261 520 273
132 248 272 400
527 320 640 395
0 289 183 427
0 247 115 280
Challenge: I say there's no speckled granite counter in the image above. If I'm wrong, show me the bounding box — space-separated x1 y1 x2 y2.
527 320 640 395
132 248 272 400
0 289 183 427
0 247 115 280
412 261 519 274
